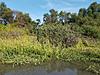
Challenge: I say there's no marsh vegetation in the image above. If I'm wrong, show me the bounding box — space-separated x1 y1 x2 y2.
0 2 100 74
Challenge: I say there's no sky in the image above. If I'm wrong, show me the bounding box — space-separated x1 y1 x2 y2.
0 0 100 21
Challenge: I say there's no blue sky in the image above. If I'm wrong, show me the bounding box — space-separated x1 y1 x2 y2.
0 0 100 21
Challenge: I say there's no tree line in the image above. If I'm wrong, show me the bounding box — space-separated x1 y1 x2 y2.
0 2 100 25
43 2 100 25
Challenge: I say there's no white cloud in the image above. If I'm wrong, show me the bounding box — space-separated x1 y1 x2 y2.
40 0 73 10
40 0 54 9
39 0 88 19
68 0 86 2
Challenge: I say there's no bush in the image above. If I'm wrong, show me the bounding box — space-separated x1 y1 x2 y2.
82 25 99 38
63 35 79 48
38 23 79 47
0 24 29 38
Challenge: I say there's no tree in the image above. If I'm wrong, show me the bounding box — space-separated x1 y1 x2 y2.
78 8 87 17
87 9 93 17
88 2 97 13
15 12 32 28
36 19 41 25
64 12 71 24
0 2 13 23
43 13 51 24
0 2 6 9
70 13 77 23
59 11 65 25
3 8 13 23
49 9 58 23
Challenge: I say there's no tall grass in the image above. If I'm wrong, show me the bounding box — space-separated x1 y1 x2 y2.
0 35 100 64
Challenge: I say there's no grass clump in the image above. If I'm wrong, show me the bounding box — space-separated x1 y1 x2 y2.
0 35 54 65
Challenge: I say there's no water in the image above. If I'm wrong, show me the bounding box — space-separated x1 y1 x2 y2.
0 61 95 75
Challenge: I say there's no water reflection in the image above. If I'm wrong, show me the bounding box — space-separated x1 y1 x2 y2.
0 61 94 75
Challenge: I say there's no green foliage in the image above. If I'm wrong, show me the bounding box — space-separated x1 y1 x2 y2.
0 2 13 23
0 35 53 64
78 8 87 17
38 23 79 47
0 2 100 74
82 25 100 38
0 24 30 38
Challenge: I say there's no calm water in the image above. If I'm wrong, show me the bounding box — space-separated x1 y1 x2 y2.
0 61 95 75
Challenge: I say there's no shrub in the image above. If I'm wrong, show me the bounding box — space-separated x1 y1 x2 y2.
82 25 99 38
63 35 79 48
38 23 79 47
0 24 29 38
